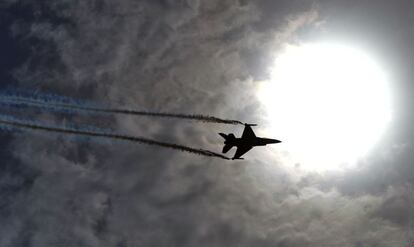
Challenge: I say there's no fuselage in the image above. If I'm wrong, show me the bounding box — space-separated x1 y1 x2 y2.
226 137 281 147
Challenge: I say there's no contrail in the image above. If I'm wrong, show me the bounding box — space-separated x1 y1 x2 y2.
0 117 230 160
0 96 243 125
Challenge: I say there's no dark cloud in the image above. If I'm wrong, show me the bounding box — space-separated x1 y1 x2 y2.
1 0 414 246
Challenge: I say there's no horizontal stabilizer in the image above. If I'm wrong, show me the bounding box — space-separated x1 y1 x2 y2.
219 133 227 139
222 144 233 154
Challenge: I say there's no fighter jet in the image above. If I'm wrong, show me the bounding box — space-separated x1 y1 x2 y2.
219 124 282 160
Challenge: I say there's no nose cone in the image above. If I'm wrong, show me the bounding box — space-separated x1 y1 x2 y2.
270 139 282 144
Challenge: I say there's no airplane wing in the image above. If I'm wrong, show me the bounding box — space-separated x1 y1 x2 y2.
233 145 253 159
241 125 256 139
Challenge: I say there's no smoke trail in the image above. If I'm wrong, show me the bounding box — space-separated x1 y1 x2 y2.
0 117 230 160
2 89 83 105
0 95 243 125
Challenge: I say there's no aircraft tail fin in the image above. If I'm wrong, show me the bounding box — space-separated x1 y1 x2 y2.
219 133 235 140
219 133 236 153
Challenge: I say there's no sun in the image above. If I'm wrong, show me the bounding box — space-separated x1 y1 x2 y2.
258 43 392 171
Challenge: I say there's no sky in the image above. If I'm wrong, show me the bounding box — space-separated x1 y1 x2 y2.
1 0 414 246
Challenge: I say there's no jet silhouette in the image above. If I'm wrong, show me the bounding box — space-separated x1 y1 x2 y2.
219 124 281 160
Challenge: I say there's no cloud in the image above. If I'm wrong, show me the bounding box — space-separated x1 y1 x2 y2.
3 0 414 246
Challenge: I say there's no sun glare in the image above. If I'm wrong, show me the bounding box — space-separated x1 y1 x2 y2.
258 43 392 171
